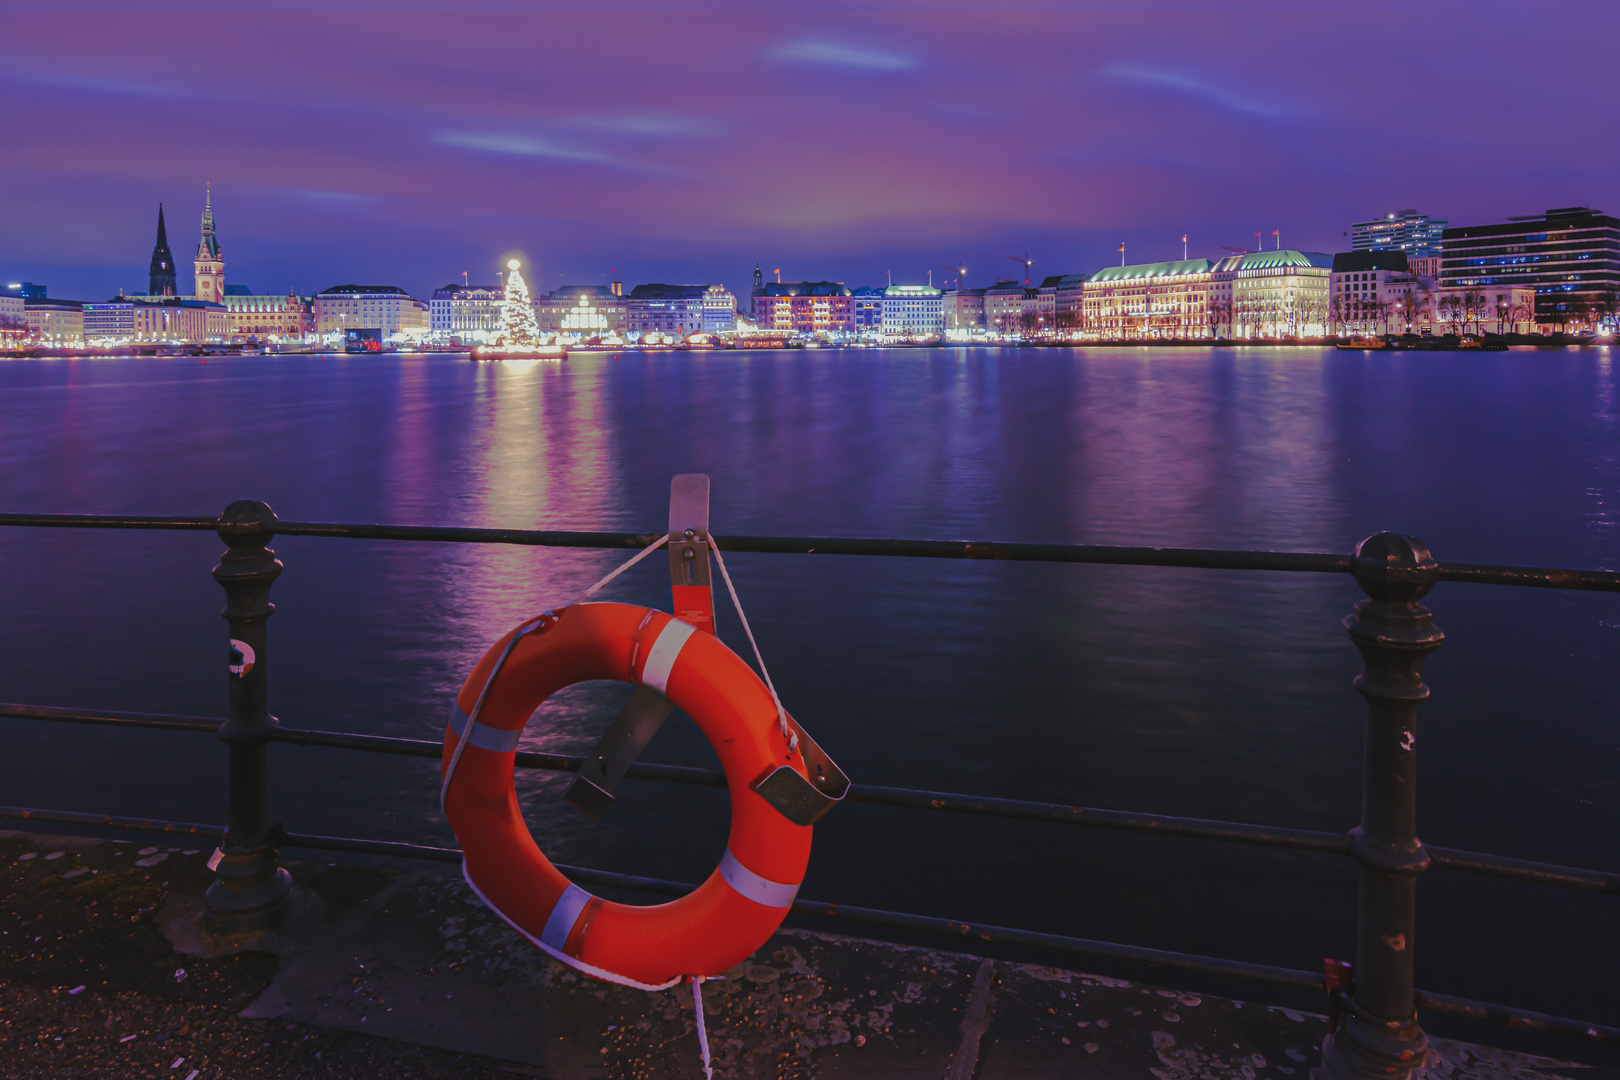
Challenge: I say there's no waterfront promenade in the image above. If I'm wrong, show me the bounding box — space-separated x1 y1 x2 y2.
1 829 1586 1078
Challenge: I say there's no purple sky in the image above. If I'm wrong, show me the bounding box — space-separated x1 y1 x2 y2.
4 2 1617 303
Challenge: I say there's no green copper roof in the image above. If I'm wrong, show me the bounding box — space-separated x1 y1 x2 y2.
1090 259 1213 283
1231 250 1334 271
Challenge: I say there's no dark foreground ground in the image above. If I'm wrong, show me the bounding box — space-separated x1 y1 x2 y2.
0 829 1593 1079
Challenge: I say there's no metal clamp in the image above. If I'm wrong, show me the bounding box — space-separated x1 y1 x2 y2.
751 715 850 826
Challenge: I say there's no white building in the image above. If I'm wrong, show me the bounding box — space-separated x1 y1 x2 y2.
880 284 943 340
626 283 736 336
430 284 503 343
25 298 85 344
314 285 430 339
0 292 24 341
1209 250 1333 338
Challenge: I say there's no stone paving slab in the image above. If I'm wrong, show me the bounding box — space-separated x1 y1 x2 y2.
1 829 1594 1079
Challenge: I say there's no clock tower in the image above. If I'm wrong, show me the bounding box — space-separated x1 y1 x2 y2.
193 185 224 303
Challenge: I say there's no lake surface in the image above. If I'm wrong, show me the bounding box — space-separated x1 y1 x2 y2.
1 347 1616 1036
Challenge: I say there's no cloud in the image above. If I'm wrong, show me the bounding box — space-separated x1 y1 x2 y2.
1102 63 1291 119
433 132 613 163
766 39 919 72
561 113 722 138
0 63 180 100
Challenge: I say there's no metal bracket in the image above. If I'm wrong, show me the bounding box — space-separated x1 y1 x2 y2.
668 473 715 635
750 715 850 826
563 686 676 820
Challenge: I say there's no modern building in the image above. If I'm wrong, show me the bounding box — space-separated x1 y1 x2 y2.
84 296 229 343
430 284 503 343
880 284 943 339
314 285 430 338
1209 251 1333 338
148 204 178 296
24 297 85 343
753 282 854 336
1407 255 1442 279
537 286 627 337
192 187 225 304
1082 260 1213 339
625 284 736 336
1351 210 1447 258
4 282 47 299
1439 206 1620 326
220 286 313 341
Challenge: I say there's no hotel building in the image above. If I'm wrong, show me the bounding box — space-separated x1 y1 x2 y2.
1082 260 1213 339
25 297 85 343
1210 250 1333 338
753 282 854 335
1440 206 1620 326
879 284 943 339
430 284 503 342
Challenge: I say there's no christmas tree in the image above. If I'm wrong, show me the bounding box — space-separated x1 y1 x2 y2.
499 259 542 347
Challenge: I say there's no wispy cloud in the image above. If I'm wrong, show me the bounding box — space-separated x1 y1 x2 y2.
1103 63 1290 119
767 39 920 72
1 63 180 100
433 132 613 163
561 113 723 139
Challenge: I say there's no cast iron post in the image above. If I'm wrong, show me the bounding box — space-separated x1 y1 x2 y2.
204 499 293 932
1319 533 1441 1078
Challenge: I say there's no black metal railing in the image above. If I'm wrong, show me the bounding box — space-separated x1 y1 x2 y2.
1 504 1617 1077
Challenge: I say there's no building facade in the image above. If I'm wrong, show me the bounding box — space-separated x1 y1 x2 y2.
753 282 854 335
880 284 943 339
536 286 627 337
25 298 85 343
1040 273 1090 332
314 285 430 337
1440 206 1620 327
430 284 503 342
1351 210 1447 258
851 287 884 336
943 288 986 335
1082 260 1213 338
1330 251 1418 334
1209 250 1333 337
84 297 229 343
220 287 313 341
625 284 736 336
0 291 25 342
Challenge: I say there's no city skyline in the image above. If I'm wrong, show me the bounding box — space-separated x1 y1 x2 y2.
4 5 1618 303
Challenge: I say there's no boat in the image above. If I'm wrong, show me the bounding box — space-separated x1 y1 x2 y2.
1335 336 1391 350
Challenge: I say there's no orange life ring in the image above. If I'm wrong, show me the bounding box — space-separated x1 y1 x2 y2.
440 601 813 989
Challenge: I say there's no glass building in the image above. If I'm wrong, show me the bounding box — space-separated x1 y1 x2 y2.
1351 210 1447 258
1439 207 1620 324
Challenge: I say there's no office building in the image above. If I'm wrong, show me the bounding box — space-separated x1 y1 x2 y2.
84 296 229 343
1440 206 1620 325
314 285 430 337
880 284 943 339
25 297 85 343
625 284 736 336
1351 210 1447 258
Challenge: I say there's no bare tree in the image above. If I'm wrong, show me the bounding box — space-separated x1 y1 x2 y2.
1462 289 1487 335
1397 292 1423 334
1438 294 1464 334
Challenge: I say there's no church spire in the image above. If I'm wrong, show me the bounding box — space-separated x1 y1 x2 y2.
148 202 177 297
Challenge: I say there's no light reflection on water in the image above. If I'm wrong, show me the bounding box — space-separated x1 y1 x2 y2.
0 347 1615 1032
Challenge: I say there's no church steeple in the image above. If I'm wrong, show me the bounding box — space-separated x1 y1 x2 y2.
148 203 177 297
193 183 224 303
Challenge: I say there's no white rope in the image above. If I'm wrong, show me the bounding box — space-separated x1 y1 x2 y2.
573 533 669 607
440 613 549 812
692 977 714 1080
709 542 797 752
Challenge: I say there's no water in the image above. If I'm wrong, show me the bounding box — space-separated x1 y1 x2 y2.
1 347 1616 1037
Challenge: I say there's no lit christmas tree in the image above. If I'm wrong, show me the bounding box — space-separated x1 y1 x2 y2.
498 258 542 347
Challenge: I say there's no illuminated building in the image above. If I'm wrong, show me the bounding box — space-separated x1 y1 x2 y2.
753 282 853 335
24 297 85 343
220 287 313 341
1209 251 1333 338
626 284 737 336
314 285 430 337
148 204 177 296
193 187 224 304
431 284 503 342
0 289 24 340
983 280 1043 335
1351 210 1447 258
880 284 943 339
1082 260 1213 339
84 296 228 343
536 286 627 336
1440 206 1620 326
942 288 988 336
1041 274 1090 332
1330 251 1419 334
851 287 884 336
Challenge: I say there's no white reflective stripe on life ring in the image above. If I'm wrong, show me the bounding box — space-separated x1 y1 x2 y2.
540 882 594 951
718 848 800 909
639 618 696 695
448 703 525 753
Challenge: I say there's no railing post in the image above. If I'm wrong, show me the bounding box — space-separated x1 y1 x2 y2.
1319 532 1441 1078
203 499 292 932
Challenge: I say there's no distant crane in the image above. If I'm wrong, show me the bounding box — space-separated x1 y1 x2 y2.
939 263 968 289
1007 254 1033 285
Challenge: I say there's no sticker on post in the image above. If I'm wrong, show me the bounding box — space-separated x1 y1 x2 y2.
229 640 255 678
207 847 225 871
